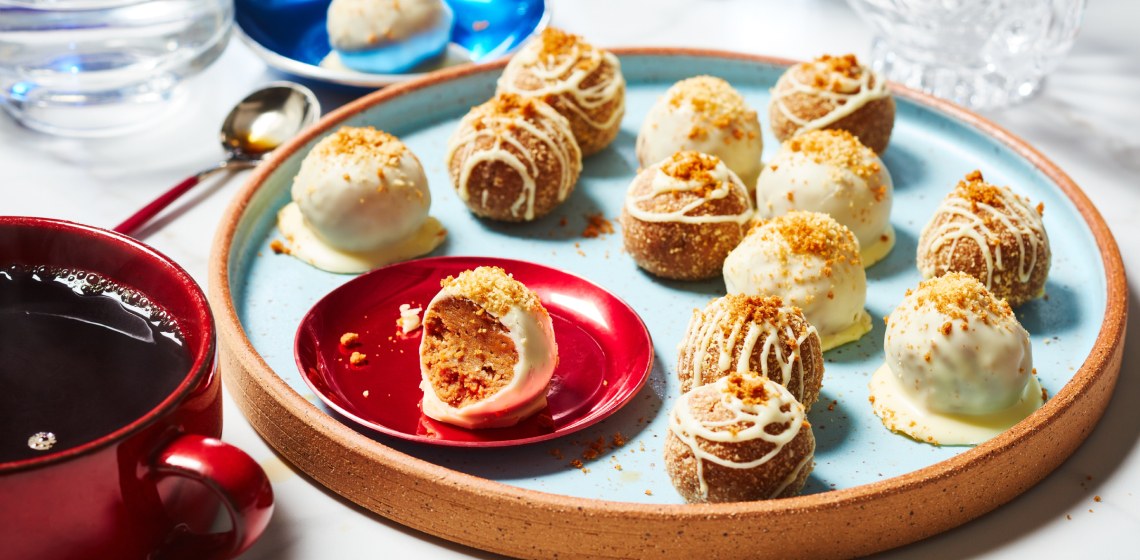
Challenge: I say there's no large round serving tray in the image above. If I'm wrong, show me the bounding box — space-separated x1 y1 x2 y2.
209 49 1127 558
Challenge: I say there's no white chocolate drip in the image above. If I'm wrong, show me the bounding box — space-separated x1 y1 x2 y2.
668 377 809 500
771 60 889 135
920 186 1044 289
624 159 753 225
446 101 579 221
679 300 817 402
498 43 625 132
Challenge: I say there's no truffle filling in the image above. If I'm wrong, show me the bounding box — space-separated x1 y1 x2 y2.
421 296 519 408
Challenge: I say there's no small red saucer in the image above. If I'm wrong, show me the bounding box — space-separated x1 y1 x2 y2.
295 256 653 447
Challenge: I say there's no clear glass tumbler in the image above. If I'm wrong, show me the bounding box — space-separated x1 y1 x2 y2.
0 0 233 136
846 0 1087 110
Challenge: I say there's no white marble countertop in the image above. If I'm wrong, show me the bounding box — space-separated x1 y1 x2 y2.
3 0 1138 557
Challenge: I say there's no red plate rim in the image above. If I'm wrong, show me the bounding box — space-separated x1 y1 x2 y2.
294 255 654 447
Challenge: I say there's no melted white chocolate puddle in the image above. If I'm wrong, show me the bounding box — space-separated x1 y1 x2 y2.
869 363 1045 446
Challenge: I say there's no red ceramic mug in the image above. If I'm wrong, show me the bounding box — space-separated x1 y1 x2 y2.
0 216 272 560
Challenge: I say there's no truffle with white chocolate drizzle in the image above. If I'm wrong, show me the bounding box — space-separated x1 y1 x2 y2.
917 170 1050 307
620 151 753 280
769 54 894 153
497 27 625 155
665 372 815 504
677 294 823 410
869 272 1045 445
446 93 582 222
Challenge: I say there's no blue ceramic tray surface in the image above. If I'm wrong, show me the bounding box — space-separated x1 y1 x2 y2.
227 53 1106 505
236 0 548 86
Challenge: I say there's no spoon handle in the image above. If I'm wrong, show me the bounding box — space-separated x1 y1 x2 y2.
113 161 244 237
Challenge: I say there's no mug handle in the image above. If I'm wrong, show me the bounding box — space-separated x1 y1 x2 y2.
152 434 274 559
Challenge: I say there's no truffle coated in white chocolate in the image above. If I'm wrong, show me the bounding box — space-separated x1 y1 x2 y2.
418 267 558 429
327 0 448 51
723 211 870 351
325 0 453 73
637 76 763 186
869 272 1044 445
277 126 445 273
755 129 894 266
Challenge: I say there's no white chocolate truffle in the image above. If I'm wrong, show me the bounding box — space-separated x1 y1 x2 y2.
418 267 558 429
723 211 871 351
637 76 763 186
445 93 582 222
869 272 1044 445
917 170 1050 307
497 28 625 156
756 129 894 266
326 0 452 73
664 372 815 503
277 126 446 273
621 152 753 281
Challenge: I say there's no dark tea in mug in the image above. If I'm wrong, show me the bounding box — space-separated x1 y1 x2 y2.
0 265 191 463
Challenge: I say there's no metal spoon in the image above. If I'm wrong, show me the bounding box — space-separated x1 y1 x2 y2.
114 82 320 236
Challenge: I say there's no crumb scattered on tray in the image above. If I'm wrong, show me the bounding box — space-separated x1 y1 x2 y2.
396 303 423 334
582 212 615 238
269 239 290 255
340 332 360 347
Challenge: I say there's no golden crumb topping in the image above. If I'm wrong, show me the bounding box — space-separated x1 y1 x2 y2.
660 151 725 197
441 266 545 317
760 211 861 265
537 27 593 59
314 126 406 168
910 272 1014 321
788 129 881 180
817 54 861 78
954 169 1009 211
799 53 870 93
712 294 811 347
667 76 756 131
727 293 783 325
468 93 543 132
724 372 771 405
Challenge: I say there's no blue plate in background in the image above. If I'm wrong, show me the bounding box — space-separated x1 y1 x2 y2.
235 0 549 87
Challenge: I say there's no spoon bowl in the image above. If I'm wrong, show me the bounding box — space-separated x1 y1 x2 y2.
114 82 320 237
